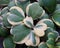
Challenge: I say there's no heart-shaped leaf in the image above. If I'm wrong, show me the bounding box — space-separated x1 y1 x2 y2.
40 19 55 29
3 36 16 48
36 21 47 30
14 34 29 44
10 6 25 18
25 31 40 46
23 16 34 28
10 24 31 43
26 2 43 20
7 13 23 25
34 23 47 37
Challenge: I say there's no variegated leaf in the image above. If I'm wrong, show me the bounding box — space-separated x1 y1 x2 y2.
23 16 34 28
26 2 43 20
39 19 55 29
7 13 23 25
25 31 40 46
10 24 31 44
34 23 47 37
10 6 25 18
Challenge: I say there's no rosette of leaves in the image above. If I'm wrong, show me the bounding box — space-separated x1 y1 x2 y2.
0 0 30 28
0 2 44 28
1 1 60 48
3 2 49 46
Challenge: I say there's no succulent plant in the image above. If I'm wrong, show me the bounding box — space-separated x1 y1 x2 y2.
0 0 60 48
6 2 48 46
